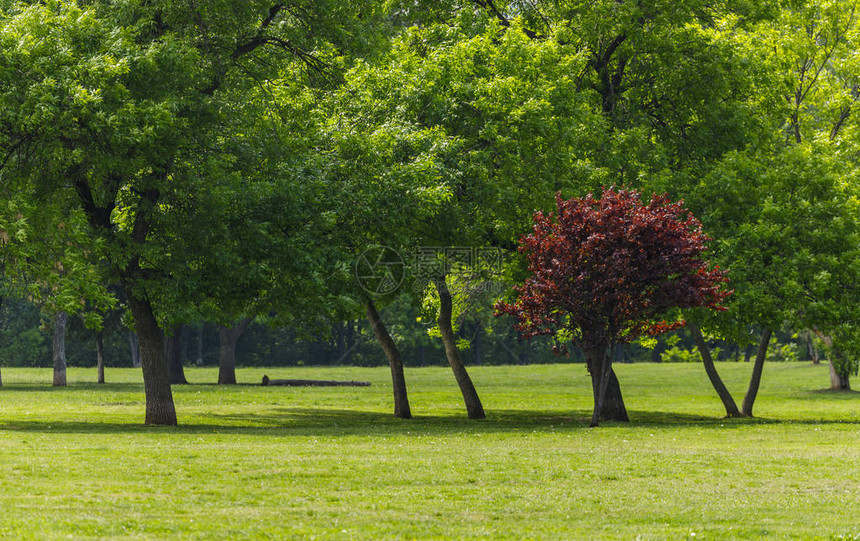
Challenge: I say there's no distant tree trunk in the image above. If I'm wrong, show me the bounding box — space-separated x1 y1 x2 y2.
128 331 141 368
52 311 68 387
472 324 483 366
164 325 188 384
435 278 485 420
744 344 753 363
345 321 355 365
126 292 177 426
583 342 628 426
366 299 411 419
196 326 204 366
805 331 820 365
741 328 772 417
690 324 743 418
96 331 106 384
218 319 250 385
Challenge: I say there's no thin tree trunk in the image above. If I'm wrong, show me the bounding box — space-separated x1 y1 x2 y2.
806 331 820 365
128 331 141 368
196 326 204 366
218 318 250 385
690 324 743 418
741 328 772 417
366 298 411 419
96 330 105 384
164 325 188 384
52 311 68 387
126 292 177 426
435 278 485 419
473 324 483 366
345 320 355 365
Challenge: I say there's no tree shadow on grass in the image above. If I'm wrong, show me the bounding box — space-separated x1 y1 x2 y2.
2 406 852 437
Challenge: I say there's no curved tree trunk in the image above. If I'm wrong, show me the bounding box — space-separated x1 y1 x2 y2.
165 325 188 384
741 328 772 417
434 278 485 420
96 331 106 384
126 292 177 426
690 324 743 418
52 311 68 387
366 298 411 419
584 344 628 425
218 319 250 385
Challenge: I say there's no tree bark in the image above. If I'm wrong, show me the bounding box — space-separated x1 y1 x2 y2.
366 298 411 419
690 324 743 418
435 278 486 419
126 292 177 426
584 344 629 425
741 328 772 417
164 325 188 384
128 331 141 368
96 330 106 384
829 359 851 390
218 319 250 385
52 311 68 387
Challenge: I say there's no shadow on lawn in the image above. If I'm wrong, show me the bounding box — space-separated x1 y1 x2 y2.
1 406 854 436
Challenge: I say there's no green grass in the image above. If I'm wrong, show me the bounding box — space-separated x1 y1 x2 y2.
0 362 857 540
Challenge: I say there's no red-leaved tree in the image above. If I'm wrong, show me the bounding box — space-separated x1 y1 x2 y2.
496 188 730 426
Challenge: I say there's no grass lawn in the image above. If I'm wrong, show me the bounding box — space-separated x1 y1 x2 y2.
0 362 857 539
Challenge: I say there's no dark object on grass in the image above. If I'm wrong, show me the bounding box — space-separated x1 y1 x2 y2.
261 375 371 387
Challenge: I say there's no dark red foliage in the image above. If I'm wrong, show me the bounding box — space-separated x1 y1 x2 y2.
496 188 730 352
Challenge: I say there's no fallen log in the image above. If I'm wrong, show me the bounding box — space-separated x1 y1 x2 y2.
261 375 371 387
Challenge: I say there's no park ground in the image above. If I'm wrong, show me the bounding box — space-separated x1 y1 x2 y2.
0 362 857 539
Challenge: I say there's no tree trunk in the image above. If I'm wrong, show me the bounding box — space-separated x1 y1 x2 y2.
435 278 485 419
96 331 106 384
806 331 820 365
218 319 250 385
126 292 177 426
741 328 772 417
473 324 483 366
164 325 188 384
690 324 743 418
52 311 68 387
128 331 141 368
196 326 204 366
345 321 355 365
583 343 629 425
366 298 412 419
829 359 851 390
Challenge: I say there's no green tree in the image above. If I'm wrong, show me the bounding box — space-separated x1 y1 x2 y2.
0 0 382 424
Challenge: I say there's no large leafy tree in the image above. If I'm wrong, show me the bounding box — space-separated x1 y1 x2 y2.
497 188 730 426
0 0 380 424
